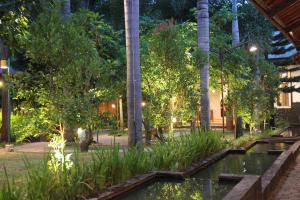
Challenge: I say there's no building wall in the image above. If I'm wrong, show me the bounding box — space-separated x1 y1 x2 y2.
292 70 300 103
210 90 225 126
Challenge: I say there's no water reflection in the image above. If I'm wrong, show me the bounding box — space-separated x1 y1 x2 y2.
121 179 234 200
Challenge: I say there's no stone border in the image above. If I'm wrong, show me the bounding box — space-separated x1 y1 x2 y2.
223 175 262 200
261 141 300 199
261 150 293 199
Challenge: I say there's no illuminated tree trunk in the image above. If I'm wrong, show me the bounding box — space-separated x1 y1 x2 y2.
61 0 71 21
197 0 210 130
254 52 261 133
124 0 143 146
232 0 243 138
232 0 240 46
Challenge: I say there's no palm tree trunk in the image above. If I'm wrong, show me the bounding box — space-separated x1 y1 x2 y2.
79 0 89 9
124 0 143 146
232 0 240 46
197 0 210 130
60 0 73 141
61 0 71 21
232 0 243 138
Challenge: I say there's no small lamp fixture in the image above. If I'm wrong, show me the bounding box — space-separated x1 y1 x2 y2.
249 45 258 53
172 117 177 123
0 59 8 69
142 102 146 107
112 104 116 109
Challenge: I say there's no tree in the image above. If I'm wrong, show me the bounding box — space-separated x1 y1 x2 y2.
124 0 143 146
197 0 210 130
14 8 123 150
141 22 199 140
61 0 71 21
231 0 243 138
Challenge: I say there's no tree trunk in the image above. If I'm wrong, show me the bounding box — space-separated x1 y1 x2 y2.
190 117 196 133
197 0 210 130
232 0 243 138
124 0 143 146
61 0 71 21
0 41 10 143
63 126 75 142
143 119 152 145
79 128 93 152
79 0 89 9
231 0 240 46
254 52 261 133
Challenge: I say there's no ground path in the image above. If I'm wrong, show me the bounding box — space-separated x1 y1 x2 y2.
9 133 128 153
268 153 300 200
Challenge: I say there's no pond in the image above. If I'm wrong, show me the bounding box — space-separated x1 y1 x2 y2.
118 143 289 200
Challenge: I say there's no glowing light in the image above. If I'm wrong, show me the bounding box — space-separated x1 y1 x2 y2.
112 104 116 109
0 80 3 87
142 102 146 107
172 117 177 123
249 45 258 53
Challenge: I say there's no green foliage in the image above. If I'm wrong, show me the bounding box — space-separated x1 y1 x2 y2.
11 113 53 142
11 7 123 140
228 128 282 148
0 168 22 200
0 130 223 199
141 22 200 129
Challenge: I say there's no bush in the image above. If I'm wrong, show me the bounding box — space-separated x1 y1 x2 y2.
10 113 54 143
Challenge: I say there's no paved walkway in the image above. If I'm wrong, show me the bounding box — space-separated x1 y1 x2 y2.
268 154 300 200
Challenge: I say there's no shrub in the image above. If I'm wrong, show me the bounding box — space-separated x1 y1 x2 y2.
10 113 54 143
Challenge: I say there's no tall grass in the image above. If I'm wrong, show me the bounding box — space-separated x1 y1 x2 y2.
0 130 224 200
228 128 281 148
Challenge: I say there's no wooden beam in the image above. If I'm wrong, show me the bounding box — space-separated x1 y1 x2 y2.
269 0 298 17
287 20 300 32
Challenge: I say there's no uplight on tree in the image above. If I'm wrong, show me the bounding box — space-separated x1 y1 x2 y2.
172 117 177 123
142 102 146 107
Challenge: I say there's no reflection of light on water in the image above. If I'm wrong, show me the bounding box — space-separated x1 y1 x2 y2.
243 161 247 173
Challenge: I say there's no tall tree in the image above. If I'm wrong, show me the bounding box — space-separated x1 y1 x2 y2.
61 0 71 21
197 0 210 130
231 0 243 137
124 0 143 146
231 0 239 46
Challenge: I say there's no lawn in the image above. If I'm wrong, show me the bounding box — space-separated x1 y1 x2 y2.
0 152 45 182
